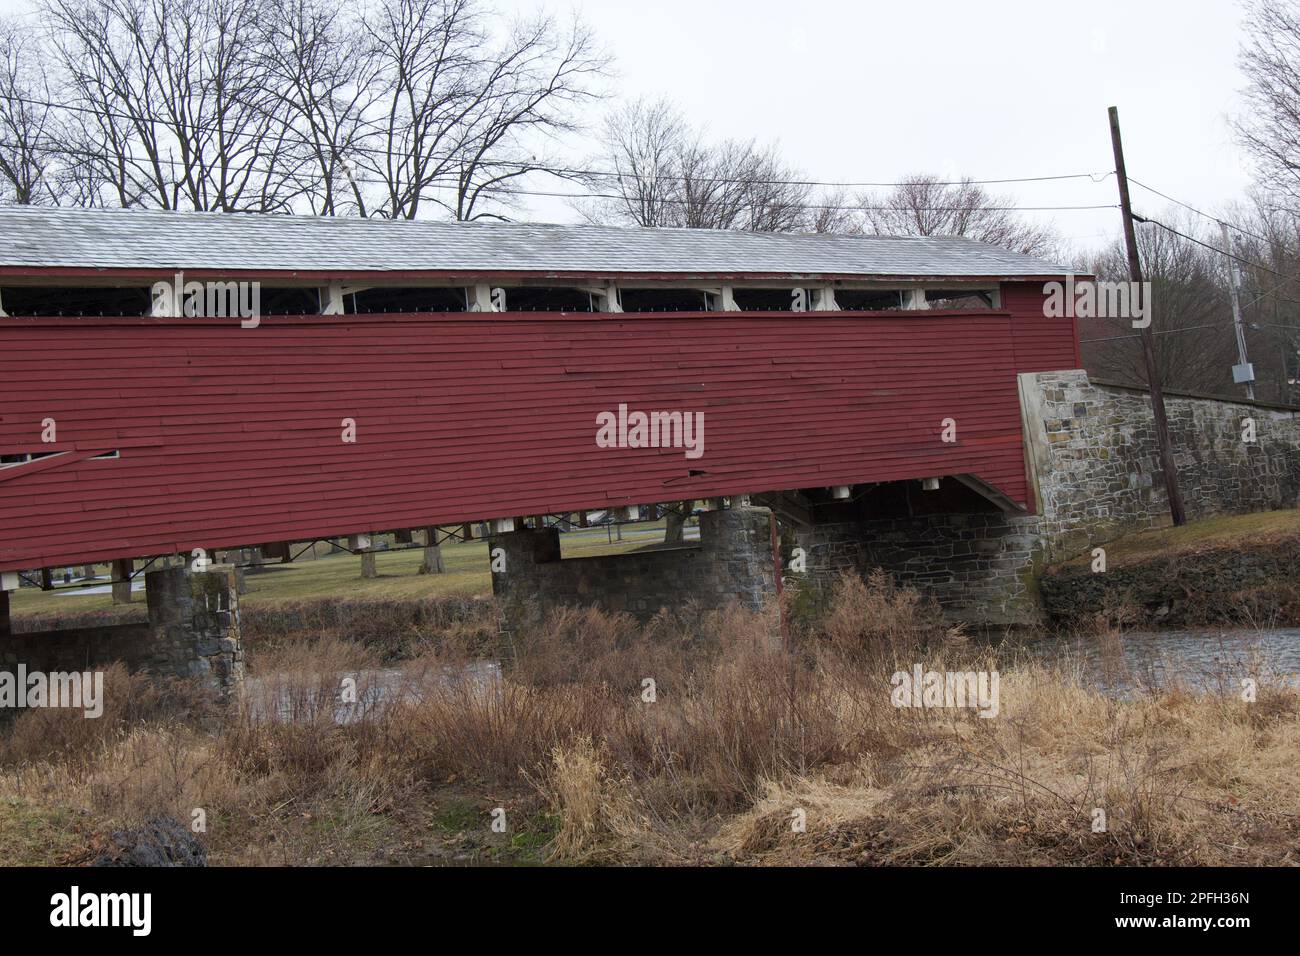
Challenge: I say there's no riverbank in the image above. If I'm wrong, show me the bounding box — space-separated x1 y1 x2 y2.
1040 509 1300 628
2 574 1296 867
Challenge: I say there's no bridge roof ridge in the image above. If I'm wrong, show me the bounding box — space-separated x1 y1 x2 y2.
0 205 1077 280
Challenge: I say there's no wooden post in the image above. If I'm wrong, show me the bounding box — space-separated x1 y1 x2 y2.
111 558 133 604
419 527 446 574
349 534 377 578
1109 106 1186 526
360 552 377 578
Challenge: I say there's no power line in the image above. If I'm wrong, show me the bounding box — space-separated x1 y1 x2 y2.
0 91 1118 192
1244 291 1300 307
467 184 1115 213
1080 316 1300 346
1137 215 1296 281
1118 178 1300 308
1128 175 1275 246
0 136 1120 214
534 164 1113 191
1079 321 1230 344
1240 269 1300 309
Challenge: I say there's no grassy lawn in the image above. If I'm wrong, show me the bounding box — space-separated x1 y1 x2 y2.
7 520 693 618
0 798 82 866
1060 507 1300 568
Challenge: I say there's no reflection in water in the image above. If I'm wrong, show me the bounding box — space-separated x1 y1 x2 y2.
241 660 502 724
241 629 1300 723
1025 627 1300 698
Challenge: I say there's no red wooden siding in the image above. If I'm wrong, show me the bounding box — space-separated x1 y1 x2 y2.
1002 280 1082 371
0 302 1079 571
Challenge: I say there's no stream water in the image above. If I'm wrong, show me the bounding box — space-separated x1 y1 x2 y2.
1023 626 1300 697
242 628 1300 722
242 660 501 724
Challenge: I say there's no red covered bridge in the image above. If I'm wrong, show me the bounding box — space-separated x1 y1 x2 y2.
0 207 1080 584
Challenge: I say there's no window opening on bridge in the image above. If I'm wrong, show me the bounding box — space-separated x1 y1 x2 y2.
730 287 805 311
925 290 997 309
0 286 151 316
496 287 596 311
835 290 906 311
0 450 116 469
346 287 468 314
256 287 319 315
618 288 711 312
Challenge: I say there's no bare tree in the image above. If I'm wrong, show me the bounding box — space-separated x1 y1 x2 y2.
1233 1 1300 403
1084 214 1239 392
0 20 67 204
807 187 861 235
358 0 606 220
1228 191 1300 403
1236 0 1300 207
586 97 686 227
41 0 302 211
857 174 1058 256
576 97 818 232
443 9 606 222
256 0 376 216
10 0 605 216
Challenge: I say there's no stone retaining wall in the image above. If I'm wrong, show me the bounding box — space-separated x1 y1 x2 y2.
0 566 243 695
1021 370 1300 563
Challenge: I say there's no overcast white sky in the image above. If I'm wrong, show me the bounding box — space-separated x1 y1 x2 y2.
560 0 1256 250
0 0 1259 251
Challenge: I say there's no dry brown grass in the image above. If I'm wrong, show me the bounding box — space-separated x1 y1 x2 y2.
534 659 1300 866
240 594 499 660
0 665 217 770
705 663 1300 866
1 571 1296 866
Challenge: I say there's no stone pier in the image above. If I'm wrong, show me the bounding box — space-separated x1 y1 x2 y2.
789 501 1044 626
142 565 244 689
490 506 779 627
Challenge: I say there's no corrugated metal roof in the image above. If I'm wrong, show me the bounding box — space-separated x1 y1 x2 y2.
0 205 1074 278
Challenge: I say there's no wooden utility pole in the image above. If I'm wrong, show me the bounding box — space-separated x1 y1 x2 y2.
1108 106 1187 526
